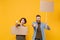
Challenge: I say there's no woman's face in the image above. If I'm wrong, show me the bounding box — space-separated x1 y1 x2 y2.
21 19 25 24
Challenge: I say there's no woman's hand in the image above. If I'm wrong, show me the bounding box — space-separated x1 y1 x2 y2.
15 20 20 27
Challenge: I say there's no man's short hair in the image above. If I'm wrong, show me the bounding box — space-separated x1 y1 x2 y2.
36 15 41 17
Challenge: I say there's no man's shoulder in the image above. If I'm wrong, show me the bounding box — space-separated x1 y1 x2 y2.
32 22 45 25
32 22 37 24
41 22 46 25
41 22 46 26
32 22 44 24
41 22 44 24
32 22 36 23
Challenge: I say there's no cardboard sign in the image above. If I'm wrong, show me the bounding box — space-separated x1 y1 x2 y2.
11 26 28 35
40 1 54 12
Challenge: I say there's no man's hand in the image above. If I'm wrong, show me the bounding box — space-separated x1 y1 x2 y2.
47 25 50 30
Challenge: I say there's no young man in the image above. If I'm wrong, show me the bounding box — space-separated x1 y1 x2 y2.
32 15 50 40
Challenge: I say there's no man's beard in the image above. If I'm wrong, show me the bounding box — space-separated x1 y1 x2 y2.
36 20 41 24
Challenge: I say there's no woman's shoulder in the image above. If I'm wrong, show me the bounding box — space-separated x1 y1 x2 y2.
23 25 28 27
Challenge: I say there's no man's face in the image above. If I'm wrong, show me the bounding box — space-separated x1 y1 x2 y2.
36 17 41 23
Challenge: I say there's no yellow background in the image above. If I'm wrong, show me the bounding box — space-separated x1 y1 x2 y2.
0 0 60 40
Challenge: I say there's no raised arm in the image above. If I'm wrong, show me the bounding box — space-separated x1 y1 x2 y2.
15 23 20 27
44 23 50 30
32 22 37 30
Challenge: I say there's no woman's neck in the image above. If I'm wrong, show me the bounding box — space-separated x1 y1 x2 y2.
20 23 24 26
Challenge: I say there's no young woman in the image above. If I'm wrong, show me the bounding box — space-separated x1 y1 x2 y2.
15 18 27 40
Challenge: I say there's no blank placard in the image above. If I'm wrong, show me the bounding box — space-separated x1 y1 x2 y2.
11 26 28 35
40 1 54 12
40 0 54 2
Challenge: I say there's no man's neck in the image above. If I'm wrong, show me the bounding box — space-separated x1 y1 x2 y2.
36 22 41 24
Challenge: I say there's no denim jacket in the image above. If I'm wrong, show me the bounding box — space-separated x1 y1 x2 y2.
32 22 49 40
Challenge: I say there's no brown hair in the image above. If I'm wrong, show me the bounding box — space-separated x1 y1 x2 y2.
19 18 27 24
36 15 41 17
16 18 27 27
